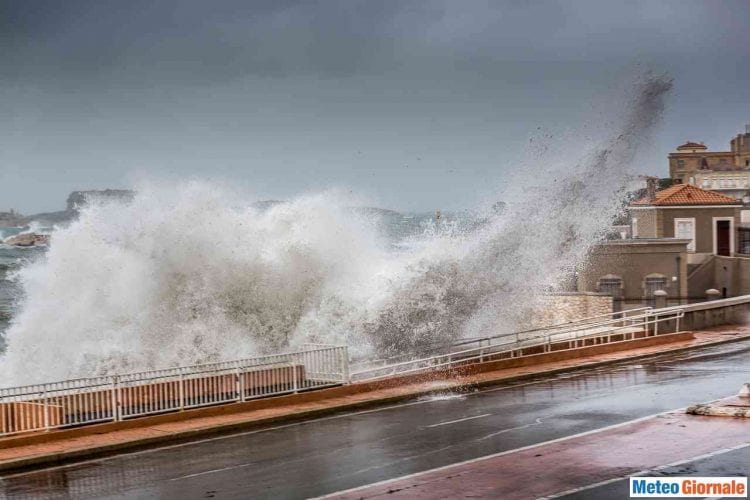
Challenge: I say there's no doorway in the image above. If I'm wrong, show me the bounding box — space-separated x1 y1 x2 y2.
716 220 731 256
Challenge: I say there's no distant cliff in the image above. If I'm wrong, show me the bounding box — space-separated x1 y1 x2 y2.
0 189 136 228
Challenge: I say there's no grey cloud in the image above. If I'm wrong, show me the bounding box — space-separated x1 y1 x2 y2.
3 0 747 84
1 0 749 213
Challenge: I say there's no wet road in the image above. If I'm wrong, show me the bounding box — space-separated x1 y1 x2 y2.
2 340 750 499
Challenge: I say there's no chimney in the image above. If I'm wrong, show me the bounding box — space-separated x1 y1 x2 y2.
646 176 658 202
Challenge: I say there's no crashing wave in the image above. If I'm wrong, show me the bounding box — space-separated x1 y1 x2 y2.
0 73 672 385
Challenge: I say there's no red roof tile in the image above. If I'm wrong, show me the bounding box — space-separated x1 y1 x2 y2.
632 184 740 206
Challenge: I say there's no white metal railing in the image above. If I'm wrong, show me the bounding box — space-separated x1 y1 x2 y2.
351 307 654 373
355 307 653 370
350 309 684 382
447 306 654 351
0 344 347 436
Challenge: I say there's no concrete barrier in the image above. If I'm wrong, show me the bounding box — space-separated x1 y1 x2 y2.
653 295 750 332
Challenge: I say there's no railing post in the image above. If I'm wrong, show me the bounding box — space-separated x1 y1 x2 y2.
241 363 247 401
235 368 242 401
292 355 299 394
42 390 49 432
340 346 350 384
111 376 120 422
179 370 185 410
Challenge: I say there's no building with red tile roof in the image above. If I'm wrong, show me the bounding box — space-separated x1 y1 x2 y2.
632 184 739 206
629 182 741 257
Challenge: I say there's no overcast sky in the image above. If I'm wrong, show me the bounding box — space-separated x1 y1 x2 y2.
1 0 749 213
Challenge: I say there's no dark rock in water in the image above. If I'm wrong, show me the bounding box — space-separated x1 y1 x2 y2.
67 189 135 211
3 233 50 247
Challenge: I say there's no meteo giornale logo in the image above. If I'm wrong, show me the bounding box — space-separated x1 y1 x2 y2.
630 477 747 498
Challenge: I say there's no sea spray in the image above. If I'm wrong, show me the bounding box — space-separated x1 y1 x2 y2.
365 74 674 356
0 74 673 385
0 186 407 384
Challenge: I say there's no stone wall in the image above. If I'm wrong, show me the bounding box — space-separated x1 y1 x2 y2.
530 292 613 327
650 296 750 333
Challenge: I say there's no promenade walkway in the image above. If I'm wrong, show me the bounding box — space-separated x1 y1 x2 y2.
0 326 748 473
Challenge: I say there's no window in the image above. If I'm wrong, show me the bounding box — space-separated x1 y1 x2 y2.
598 276 623 298
644 275 668 297
631 218 638 238
677 159 685 168
738 227 750 255
674 218 696 252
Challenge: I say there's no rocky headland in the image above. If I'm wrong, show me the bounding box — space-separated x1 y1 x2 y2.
0 189 136 229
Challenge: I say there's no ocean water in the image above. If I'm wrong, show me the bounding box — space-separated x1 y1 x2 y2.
0 229 49 352
0 74 673 386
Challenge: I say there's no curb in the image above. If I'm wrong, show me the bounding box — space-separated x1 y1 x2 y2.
1 332 750 474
